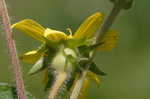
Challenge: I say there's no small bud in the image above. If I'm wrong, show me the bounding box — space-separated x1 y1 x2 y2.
110 0 134 9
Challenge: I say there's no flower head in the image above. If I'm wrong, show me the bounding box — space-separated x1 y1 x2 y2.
12 12 118 98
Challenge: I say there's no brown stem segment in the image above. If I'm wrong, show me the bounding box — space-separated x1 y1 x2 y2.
0 0 26 99
96 3 122 42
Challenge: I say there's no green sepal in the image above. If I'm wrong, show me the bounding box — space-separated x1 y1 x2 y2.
66 73 76 91
44 69 55 91
78 46 91 57
78 42 103 57
78 58 106 76
67 55 77 64
43 48 56 67
36 43 47 53
65 38 87 48
78 57 89 66
28 56 44 75
28 47 56 75
64 55 77 71
45 39 61 49
89 62 106 76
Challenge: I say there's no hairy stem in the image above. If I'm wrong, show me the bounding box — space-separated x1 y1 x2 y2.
48 70 67 99
0 0 26 99
70 71 87 99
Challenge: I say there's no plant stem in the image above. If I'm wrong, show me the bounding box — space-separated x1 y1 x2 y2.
96 3 122 42
70 71 87 99
92 2 122 59
48 70 67 99
0 0 26 99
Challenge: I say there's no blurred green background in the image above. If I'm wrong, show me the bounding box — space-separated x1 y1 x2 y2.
0 0 150 99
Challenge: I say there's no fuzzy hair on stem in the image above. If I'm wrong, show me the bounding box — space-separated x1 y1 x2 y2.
48 70 67 99
0 0 26 99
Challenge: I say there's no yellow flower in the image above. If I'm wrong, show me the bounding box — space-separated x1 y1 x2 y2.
12 12 118 63
11 12 119 98
12 12 103 63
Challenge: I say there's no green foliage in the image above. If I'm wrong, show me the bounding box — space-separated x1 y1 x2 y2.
0 83 35 99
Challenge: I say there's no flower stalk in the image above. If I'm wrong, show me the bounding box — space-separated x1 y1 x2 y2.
70 71 87 99
96 0 133 41
96 2 122 42
0 0 26 99
48 71 67 99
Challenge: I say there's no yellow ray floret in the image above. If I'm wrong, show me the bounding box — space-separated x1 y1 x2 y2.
87 71 101 85
98 30 119 51
74 12 104 39
20 50 43 64
11 19 46 42
44 28 68 43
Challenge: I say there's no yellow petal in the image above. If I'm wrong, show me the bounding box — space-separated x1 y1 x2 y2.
20 50 42 64
97 30 119 51
87 71 101 85
44 28 68 43
11 19 46 42
73 12 104 39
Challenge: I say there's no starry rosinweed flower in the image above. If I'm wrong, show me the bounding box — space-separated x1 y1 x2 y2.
11 12 118 99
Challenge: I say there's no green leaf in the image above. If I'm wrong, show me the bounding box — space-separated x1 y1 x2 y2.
0 82 36 99
90 62 106 76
